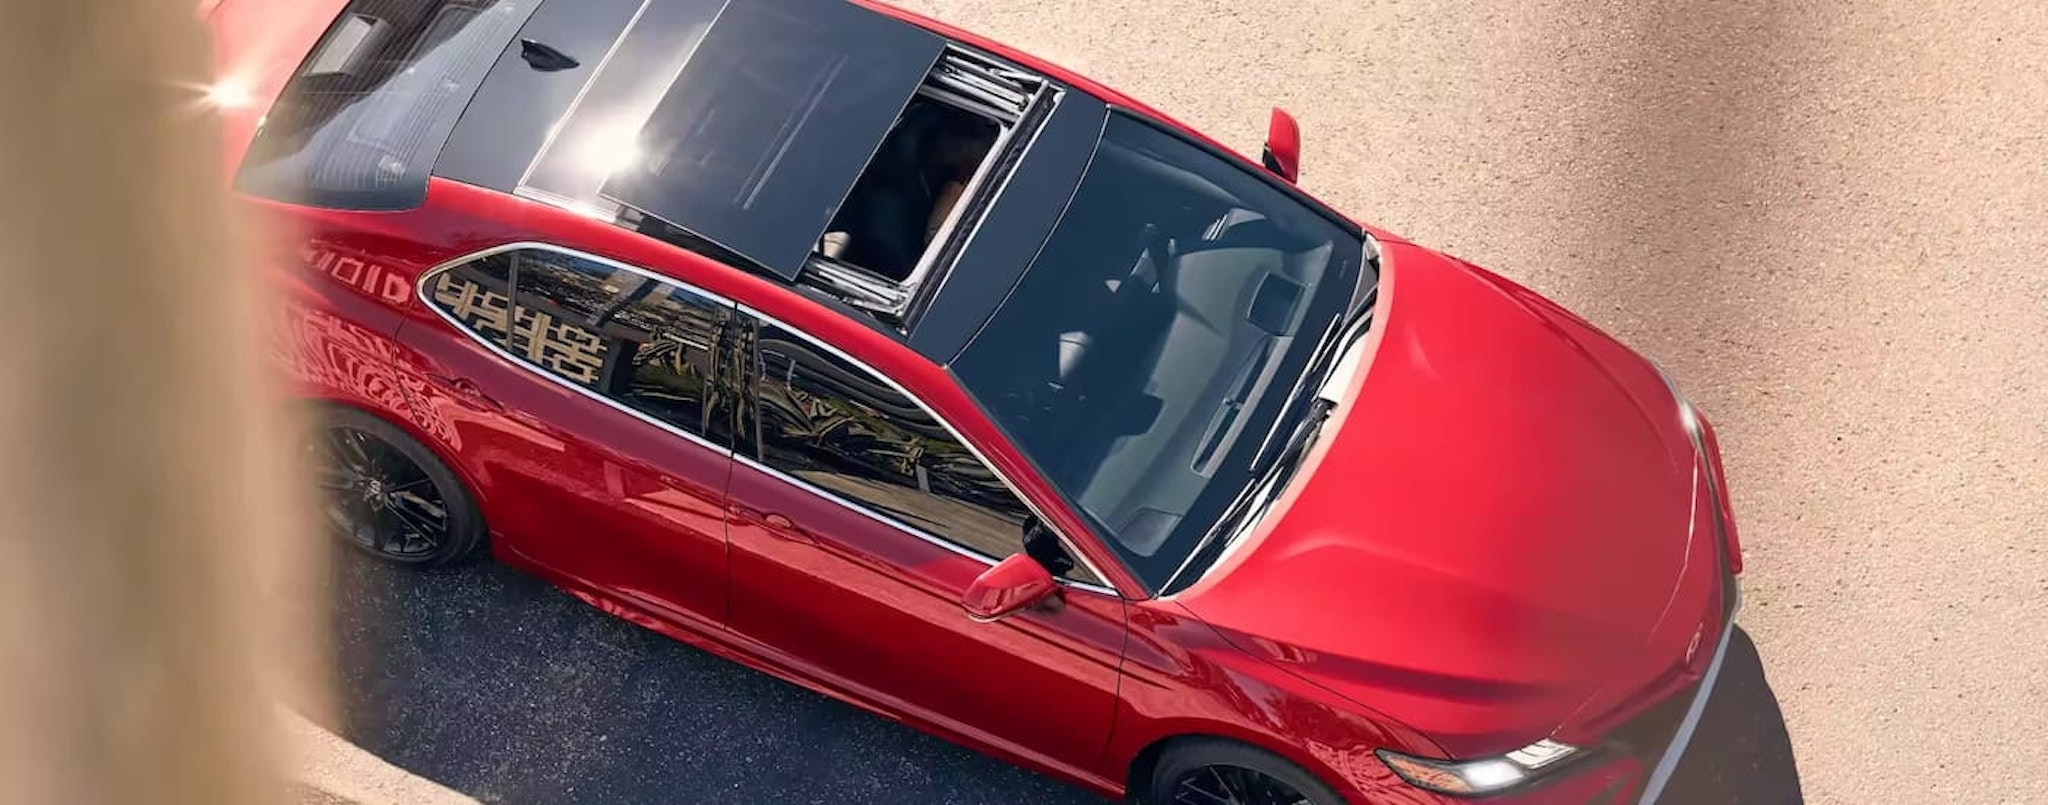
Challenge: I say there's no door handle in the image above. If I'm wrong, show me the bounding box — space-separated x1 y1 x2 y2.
745 508 815 544
426 373 505 413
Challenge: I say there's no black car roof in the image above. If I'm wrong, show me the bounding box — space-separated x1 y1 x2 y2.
596 0 943 281
437 0 942 282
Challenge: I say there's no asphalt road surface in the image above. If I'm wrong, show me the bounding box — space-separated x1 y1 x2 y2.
327 1 2048 803
327 550 1798 804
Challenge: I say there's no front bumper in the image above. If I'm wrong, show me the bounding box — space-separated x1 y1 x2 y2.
1630 577 1742 804
1394 573 1743 805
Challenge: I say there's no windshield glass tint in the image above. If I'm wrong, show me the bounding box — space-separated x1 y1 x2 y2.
953 113 1361 590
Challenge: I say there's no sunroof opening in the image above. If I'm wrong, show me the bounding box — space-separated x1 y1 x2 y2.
797 47 1052 323
820 97 999 283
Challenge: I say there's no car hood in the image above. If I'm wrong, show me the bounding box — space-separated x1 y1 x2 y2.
1176 242 1729 758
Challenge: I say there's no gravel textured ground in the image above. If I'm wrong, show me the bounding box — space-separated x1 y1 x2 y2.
320 2 2048 803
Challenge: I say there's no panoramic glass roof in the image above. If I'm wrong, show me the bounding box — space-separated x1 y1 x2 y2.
596 0 943 280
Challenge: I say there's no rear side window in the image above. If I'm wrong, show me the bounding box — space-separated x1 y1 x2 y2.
425 247 739 445
236 0 541 210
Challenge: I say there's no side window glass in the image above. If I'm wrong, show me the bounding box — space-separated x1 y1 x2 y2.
751 323 1100 584
426 256 515 349
425 248 736 444
499 249 623 388
613 285 737 447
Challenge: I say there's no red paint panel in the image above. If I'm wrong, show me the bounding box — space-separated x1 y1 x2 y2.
724 459 1127 787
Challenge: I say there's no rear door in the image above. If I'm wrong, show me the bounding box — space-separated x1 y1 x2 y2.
398 245 742 625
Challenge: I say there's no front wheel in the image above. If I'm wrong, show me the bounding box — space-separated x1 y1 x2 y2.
307 407 485 567
1147 739 1343 805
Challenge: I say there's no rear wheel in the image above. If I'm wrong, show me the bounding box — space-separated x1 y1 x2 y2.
308 407 485 567
1147 739 1342 805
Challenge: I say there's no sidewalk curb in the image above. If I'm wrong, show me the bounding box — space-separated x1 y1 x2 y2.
281 708 478 805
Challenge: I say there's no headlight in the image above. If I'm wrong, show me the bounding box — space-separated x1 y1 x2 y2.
1376 739 1584 796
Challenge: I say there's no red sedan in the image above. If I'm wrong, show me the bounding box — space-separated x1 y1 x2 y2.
207 0 1745 802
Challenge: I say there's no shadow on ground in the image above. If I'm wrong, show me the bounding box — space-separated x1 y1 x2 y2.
326 551 1801 804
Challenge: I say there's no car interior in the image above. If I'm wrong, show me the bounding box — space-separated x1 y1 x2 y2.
796 47 1042 318
819 96 999 282
959 123 1338 561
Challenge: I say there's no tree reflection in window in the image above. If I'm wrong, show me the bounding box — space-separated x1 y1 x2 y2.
751 325 1099 584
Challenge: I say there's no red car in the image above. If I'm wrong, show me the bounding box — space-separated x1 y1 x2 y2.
207 0 1745 802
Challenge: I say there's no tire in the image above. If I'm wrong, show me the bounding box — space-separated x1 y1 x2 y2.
1146 738 1347 805
308 406 486 568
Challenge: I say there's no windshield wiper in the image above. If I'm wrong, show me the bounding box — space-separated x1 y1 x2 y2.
1248 286 1374 476
1161 393 1336 595
1158 242 1381 594
1269 395 1335 476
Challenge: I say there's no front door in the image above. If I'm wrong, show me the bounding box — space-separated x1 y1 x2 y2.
723 315 1127 778
393 245 740 625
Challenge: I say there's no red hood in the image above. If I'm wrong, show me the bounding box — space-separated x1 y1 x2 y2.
1177 242 1728 758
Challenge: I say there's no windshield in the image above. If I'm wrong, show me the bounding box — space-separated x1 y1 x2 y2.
953 112 1363 590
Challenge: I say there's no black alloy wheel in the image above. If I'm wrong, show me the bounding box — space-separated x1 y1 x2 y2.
1169 765 1314 805
309 408 485 567
1148 740 1341 805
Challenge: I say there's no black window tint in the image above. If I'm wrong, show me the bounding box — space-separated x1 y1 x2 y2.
614 285 738 446
236 0 541 210
751 324 1099 584
426 248 736 444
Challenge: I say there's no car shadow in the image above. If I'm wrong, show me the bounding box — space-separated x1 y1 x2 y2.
1661 627 1805 805
325 551 1800 804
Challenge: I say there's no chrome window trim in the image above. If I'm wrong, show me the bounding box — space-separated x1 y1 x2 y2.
414 241 1120 597
739 302 1120 596
734 452 1022 572
901 82 1064 323
413 241 738 460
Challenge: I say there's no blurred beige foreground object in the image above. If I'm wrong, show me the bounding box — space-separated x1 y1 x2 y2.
0 2 323 804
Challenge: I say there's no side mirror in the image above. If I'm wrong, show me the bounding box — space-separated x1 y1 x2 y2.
962 553 1060 622
1261 107 1302 183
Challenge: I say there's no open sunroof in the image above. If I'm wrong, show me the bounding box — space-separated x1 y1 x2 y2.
598 0 943 281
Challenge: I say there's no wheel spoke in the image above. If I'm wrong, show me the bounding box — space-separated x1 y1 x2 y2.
1216 767 1246 802
377 505 410 554
383 495 446 549
338 497 378 548
327 428 375 475
385 476 433 495
1174 779 1233 805
1174 768 1235 805
1172 766 1310 805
